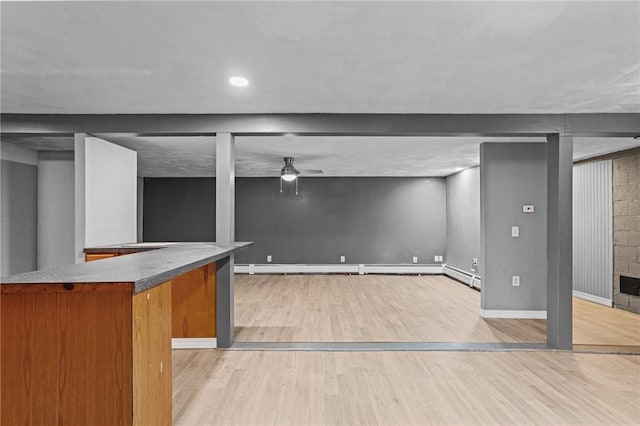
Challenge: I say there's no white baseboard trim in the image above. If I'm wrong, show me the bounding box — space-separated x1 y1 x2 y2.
573 290 612 307
235 264 358 274
443 264 481 289
171 338 217 349
480 310 547 319
234 264 443 275
361 265 443 274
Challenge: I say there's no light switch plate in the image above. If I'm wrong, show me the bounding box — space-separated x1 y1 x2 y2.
512 226 520 237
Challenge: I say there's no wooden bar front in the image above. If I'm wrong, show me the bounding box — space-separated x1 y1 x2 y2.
2 257 218 426
86 252 217 339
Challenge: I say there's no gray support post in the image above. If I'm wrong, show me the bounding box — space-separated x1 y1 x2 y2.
215 132 235 347
546 134 573 349
73 133 86 263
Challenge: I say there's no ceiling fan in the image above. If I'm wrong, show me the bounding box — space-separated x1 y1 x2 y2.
279 157 323 194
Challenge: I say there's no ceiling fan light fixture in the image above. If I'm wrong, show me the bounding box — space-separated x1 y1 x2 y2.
280 157 299 181
281 171 297 181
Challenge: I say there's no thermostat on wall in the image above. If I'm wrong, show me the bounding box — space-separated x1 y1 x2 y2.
522 204 534 213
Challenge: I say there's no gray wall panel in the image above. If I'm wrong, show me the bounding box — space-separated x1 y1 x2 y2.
37 151 75 269
144 177 447 264
445 167 481 274
1 159 38 276
143 177 215 242
573 160 613 301
137 176 144 242
480 143 548 312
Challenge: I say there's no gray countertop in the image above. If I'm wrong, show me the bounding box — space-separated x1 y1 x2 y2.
1 242 253 293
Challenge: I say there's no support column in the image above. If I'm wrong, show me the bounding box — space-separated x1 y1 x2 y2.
215 132 235 347
546 134 573 349
73 133 86 264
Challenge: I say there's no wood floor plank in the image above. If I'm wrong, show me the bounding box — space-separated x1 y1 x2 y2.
234 274 640 345
172 350 640 426
173 274 639 425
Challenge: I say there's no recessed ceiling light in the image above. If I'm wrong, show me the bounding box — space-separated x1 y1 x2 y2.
229 76 249 87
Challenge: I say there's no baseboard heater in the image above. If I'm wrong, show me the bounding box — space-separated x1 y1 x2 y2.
442 264 481 289
234 264 444 275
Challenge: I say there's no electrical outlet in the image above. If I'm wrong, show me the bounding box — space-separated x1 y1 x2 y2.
413 256 418 264
266 255 272 263
340 255 345 263
511 226 520 237
439 256 444 262
434 255 438 262
512 275 520 287
472 258 478 267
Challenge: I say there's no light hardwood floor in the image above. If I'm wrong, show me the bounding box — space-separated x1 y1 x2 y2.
234 274 640 345
172 349 640 425
172 274 639 425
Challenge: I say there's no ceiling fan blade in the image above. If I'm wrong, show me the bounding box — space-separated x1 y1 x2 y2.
298 169 324 174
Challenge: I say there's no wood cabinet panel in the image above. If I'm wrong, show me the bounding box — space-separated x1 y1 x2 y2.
85 253 117 262
133 282 172 426
171 263 216 338
0 284 133 426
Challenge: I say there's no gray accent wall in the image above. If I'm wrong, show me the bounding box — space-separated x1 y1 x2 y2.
37 151 75 269
144 177 216 242
137 177 144 242
445 167 480 275
1 145 38 277
480 143 548 312
144 177 447 264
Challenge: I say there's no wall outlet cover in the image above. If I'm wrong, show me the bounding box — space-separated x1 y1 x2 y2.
266 255 272 263
340 255 346 263
413 256 418 263
511 226 520 237
512 275 520 286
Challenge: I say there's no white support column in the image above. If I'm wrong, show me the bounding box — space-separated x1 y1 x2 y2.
546 133 573 349
74 133 86 263
215 132 235 347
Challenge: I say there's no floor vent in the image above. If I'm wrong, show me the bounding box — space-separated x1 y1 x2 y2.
620 276 640 296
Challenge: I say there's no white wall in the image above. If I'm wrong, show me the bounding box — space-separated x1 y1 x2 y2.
1 142 38 276
85 136 137 246
37 151 75 269
573 160 613 305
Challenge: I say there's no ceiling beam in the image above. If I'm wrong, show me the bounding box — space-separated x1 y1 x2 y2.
1 113 639 137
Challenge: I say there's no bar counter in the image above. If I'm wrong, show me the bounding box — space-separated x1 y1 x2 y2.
2 241 252 292
1 241 252 426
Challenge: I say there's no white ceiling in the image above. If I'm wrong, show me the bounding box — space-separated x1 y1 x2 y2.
1 1 639 176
